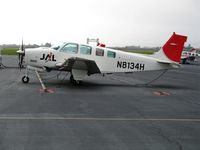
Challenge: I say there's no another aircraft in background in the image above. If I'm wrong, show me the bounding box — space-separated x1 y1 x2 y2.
181 48 200 64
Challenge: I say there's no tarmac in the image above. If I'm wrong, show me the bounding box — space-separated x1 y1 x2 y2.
0 56 200 150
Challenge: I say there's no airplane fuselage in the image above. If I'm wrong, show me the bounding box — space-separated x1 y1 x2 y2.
25 44 174 74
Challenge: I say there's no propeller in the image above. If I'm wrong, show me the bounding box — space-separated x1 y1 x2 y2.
16 39 25 69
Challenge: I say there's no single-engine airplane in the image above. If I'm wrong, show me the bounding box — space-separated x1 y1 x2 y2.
17 32 187 85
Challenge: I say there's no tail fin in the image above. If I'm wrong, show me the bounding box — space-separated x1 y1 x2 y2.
153 32 187 63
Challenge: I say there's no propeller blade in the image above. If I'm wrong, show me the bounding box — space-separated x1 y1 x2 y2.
18 38 25 69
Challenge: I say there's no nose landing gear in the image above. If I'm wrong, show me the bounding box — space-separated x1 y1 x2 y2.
22 67 30 83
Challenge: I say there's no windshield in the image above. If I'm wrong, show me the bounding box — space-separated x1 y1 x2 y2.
51 43 65 50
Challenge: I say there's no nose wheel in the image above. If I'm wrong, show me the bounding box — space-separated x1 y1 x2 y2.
22 76 29 83
70 75 82 85
22 67 30 83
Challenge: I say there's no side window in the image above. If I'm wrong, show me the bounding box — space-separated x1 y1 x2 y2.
60 43 78 54
96 48 104 56
80 45 92 55
107 50 116 58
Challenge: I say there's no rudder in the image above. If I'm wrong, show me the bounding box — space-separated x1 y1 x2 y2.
163 32 187 63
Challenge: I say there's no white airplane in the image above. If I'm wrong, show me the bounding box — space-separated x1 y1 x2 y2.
181 48 200 64
17 32 187 85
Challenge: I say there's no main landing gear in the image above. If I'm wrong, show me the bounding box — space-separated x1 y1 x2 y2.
70 75 82 85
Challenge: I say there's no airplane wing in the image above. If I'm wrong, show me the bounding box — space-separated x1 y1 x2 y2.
57 57 101 80
67 57 101 75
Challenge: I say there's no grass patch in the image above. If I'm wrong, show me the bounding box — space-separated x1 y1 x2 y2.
0 48 18 55
121 50 156 55
0 48 156 55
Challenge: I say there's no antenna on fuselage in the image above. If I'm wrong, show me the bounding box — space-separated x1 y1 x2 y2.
86 38 99 46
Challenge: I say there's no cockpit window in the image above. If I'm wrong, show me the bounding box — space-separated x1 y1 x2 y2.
51 43 64 50
60 43 78 54
52 46 60 50
80 45 92 55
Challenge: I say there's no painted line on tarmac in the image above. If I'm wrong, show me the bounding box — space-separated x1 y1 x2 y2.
171 70 200 75
0 117 200 122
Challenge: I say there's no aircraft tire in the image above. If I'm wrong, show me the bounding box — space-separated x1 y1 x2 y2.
70 75 82 85
22 76 29 83
182 59 186 64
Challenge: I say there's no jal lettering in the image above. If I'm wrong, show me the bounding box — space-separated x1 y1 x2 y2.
40 53 56 61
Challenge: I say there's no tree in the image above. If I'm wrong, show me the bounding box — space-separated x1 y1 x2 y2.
44 43 51 47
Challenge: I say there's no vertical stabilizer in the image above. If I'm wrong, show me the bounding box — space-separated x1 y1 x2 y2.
152 32 187 63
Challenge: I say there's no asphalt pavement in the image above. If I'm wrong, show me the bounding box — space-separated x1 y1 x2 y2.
0 56 200 150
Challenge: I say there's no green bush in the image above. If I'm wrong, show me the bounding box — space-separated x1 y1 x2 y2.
123 50 155 55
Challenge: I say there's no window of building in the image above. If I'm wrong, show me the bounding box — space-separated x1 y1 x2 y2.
107 50 116 58
60 43 78 54
80 45 92 55
96 48 104 56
